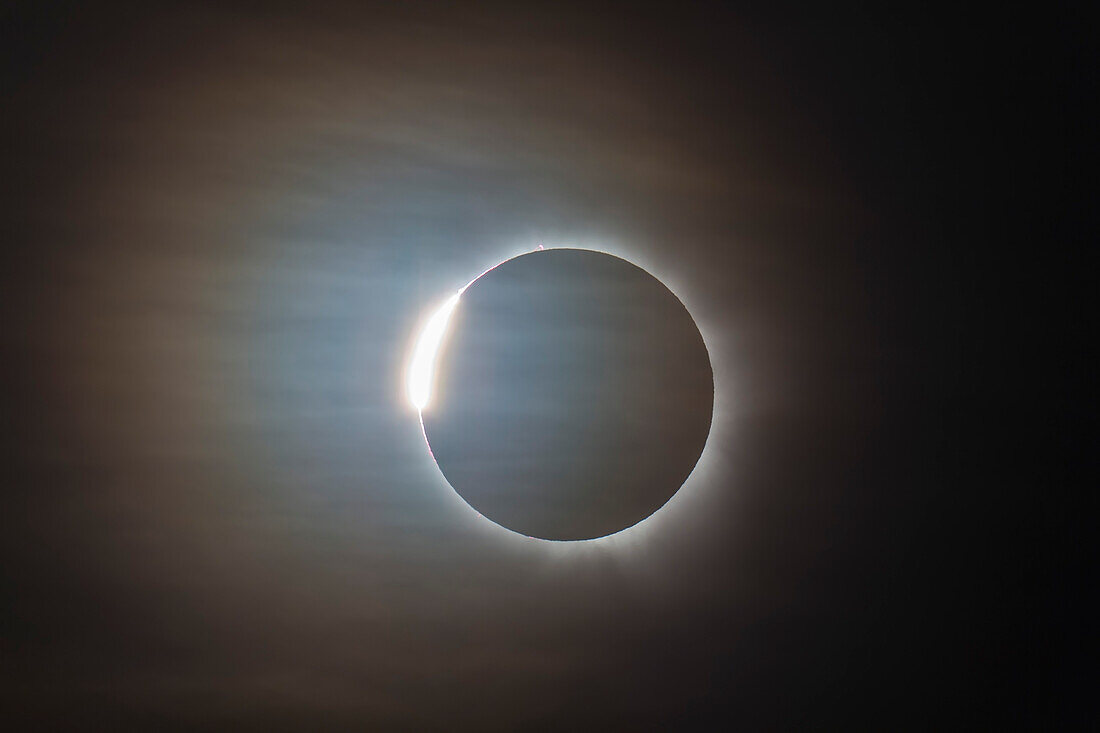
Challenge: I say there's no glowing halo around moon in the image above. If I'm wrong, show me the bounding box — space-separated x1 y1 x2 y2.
405 246 718 546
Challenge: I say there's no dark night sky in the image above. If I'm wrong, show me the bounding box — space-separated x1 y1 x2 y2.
1 1 1090 729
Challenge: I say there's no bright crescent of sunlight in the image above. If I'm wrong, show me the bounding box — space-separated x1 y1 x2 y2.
407 292 461 411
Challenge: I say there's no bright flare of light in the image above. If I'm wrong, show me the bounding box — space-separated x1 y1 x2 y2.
407 292 461 411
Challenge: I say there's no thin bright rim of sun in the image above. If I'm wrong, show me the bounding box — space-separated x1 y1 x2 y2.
407 291 462 411
407 256 510 412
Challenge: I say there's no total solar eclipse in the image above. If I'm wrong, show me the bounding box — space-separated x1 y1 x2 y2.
410 248 713 541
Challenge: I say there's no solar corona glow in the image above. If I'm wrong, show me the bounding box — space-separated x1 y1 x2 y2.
409 248 714 543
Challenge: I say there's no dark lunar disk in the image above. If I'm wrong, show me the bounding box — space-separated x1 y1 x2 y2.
423 248 713 540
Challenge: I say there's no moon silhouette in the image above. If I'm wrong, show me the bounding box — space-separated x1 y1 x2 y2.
417 248 713 541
